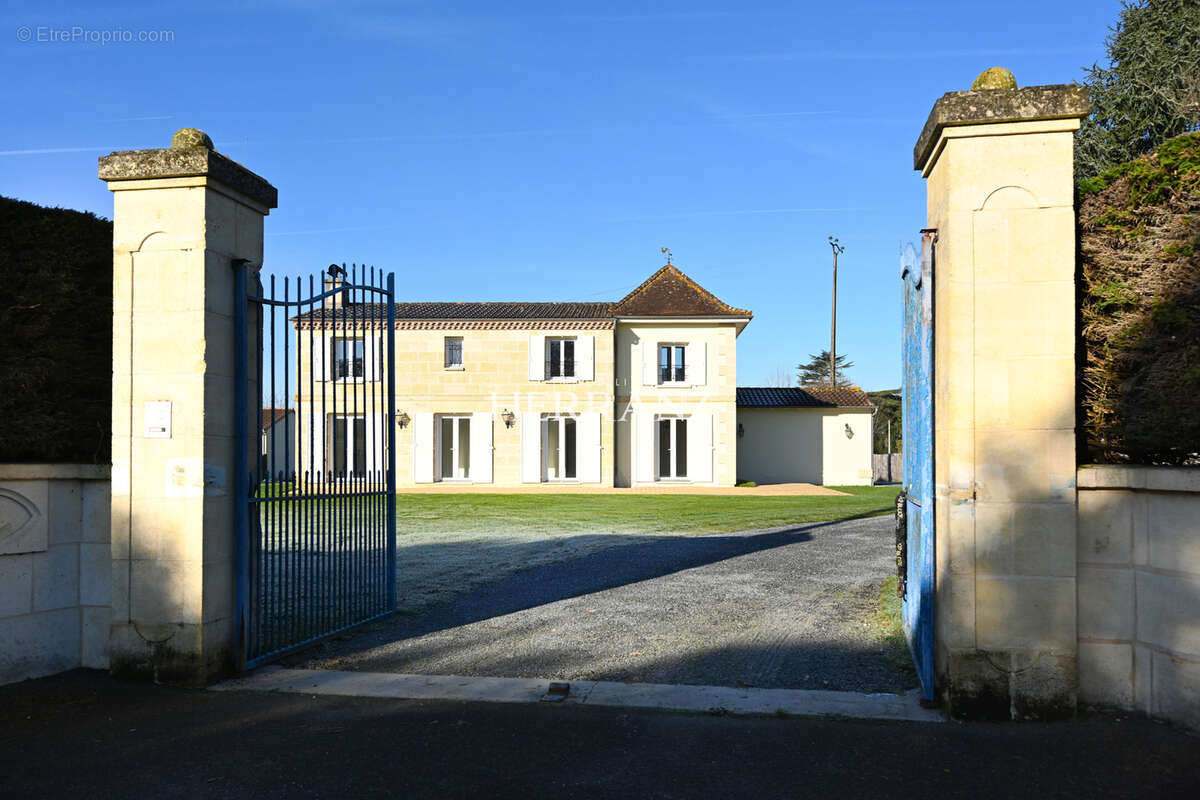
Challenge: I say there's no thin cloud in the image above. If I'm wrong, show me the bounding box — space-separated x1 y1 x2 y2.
612 207 873 222
570 11 736 23
724 110 839 119
102 115 174 123
736 46 1095 63
267 224 395 237
0 146 113 156
2 111 847 159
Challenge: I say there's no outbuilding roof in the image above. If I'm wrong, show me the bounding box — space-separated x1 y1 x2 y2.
737 386 874 409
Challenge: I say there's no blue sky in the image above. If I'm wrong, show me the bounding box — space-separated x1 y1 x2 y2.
2 1 1119 390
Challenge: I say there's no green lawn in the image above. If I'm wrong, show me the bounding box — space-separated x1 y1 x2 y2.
395 485 899 536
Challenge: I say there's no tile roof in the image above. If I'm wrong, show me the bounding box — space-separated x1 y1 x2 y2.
292 266 750 325
261 407 292 432
737 386 875 408
295 301 612 325
612 265 752 317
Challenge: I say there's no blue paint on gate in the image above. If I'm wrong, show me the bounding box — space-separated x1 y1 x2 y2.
901 235 936 702
234 262 398 669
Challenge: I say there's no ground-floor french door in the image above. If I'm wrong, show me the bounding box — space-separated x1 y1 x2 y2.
437 415 472 481
542 416 578 480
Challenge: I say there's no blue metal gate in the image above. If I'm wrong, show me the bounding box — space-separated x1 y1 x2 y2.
234 262 397 669
901 234 936 703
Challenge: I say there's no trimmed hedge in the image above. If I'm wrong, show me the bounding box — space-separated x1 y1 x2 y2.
1078 133 1200 464
0 196 112 463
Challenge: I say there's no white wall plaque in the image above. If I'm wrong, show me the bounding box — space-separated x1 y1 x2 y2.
144 401 172 439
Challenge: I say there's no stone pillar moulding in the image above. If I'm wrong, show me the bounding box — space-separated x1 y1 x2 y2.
914 71 1090 719
100 128 277 685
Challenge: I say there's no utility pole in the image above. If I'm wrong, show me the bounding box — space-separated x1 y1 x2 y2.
828 236 844 387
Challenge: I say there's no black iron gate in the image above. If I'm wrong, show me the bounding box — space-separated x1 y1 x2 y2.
234 262 397 668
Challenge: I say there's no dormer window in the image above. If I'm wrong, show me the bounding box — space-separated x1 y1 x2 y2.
546 338 575 379
333 338 364 379
658 344 686 384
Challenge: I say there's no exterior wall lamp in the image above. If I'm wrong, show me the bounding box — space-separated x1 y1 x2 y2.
502 409 516 428
845 423 854 439
397 411 410 429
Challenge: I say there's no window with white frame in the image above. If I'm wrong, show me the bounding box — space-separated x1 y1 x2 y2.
437 415 472 480
330 415 366 476
657 416 688 479
332 337 364 379
444 336 463 368
546 337 575 379
658 344 686 384
542 416 578 480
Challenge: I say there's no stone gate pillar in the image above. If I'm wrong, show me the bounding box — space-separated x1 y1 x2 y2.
914 72 1090 718
100 129 276 685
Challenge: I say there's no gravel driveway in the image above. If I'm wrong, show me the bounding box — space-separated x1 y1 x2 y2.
290 516 917 693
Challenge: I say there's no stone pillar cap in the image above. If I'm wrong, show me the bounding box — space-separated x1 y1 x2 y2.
98 128 277 209
914 83 1090 170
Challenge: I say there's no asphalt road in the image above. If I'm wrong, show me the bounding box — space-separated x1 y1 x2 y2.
2 670 1196 800
291 516 917 692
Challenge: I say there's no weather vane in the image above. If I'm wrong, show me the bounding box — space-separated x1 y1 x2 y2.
661 247 672 265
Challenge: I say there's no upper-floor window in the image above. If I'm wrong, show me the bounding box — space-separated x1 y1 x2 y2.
547 337 575 379
333 338 364 379
659 344 686 384
444 336 463 369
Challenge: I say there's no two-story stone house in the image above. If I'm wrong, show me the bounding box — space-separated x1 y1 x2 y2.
293 264 751 488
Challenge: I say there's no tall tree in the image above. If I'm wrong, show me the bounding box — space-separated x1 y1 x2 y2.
796 350 853 387
1076 0 1200 179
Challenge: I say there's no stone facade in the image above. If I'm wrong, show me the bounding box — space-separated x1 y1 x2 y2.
292 269 751 488
0 464 110 685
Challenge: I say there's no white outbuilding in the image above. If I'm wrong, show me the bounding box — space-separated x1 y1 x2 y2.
736 387 875 486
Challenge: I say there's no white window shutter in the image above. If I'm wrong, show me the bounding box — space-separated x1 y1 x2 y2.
520 412 542 482
320 335 331 381
642 341 658 386
577 412 602 483
364 412 384 479
687 413 713 483
689 341 707 387
528 334 545 381
413 412 434 483
470 412 493 484
363 336 379 382
311 410 326 482
635 411 656 482
577 335 595 382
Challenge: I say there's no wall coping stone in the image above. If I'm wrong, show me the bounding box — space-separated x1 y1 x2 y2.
0 463 111 481
1077 464 1200 493
98 136 277 209
914 84 1090 170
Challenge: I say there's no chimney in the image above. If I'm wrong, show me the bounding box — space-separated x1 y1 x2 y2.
324 277 346 309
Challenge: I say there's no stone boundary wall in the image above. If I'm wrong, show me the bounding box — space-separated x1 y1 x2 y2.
1077 465 1200 730
0 464 111 685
